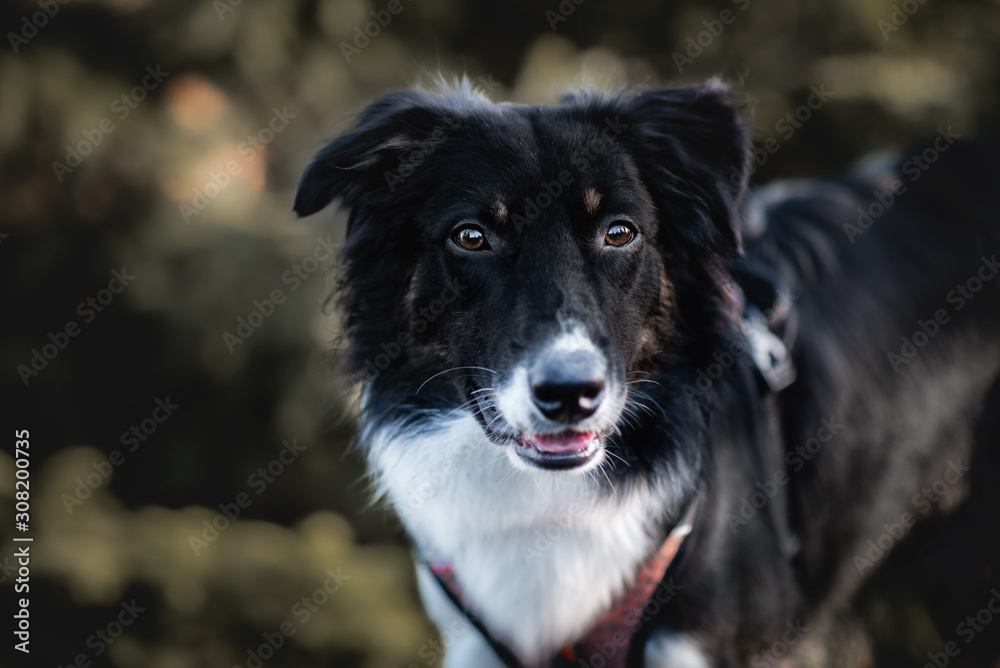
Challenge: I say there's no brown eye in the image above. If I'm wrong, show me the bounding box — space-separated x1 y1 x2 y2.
605 223 636 247
453 226 487 251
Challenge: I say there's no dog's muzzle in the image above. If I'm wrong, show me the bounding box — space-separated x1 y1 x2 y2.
494 339 615 472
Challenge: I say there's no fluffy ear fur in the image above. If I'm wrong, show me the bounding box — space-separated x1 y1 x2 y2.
615 82 750 255
294 89 468 377
293 89 459 217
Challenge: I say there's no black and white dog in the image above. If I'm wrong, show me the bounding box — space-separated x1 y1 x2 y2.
294 80 1000 667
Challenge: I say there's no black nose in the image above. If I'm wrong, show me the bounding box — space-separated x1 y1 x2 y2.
530 351 606 424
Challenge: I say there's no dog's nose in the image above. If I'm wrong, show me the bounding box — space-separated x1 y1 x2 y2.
530 351 605 423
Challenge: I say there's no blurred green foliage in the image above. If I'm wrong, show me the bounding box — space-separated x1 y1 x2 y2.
1 0 999 666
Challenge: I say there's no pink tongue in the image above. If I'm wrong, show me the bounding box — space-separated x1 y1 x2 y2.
529 430 596 454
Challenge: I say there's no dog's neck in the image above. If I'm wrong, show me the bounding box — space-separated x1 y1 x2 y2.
365 412 671 662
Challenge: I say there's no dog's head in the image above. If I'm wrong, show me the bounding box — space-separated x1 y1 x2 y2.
296 80 749 475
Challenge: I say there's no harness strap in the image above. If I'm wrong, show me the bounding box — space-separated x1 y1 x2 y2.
426 498 699 668
426 561 524 668
726 273 802 561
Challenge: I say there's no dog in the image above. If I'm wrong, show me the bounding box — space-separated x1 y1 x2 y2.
294 79 1000 667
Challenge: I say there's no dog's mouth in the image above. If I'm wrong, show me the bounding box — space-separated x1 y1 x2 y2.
515 430 601 470
470 382 607 472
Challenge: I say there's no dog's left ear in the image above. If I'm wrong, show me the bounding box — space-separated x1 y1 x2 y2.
619 82 749 253
293 90 455 217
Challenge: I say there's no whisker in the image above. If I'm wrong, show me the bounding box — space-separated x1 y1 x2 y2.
416 366 497 394
480 451 509 471
628 398 658 418
449 397 482 414
619 404 642 426
605 449 629 466
445 181 483 199
495 464 517 488
627 387 668 419
627 378 665 391
599 461 617 495
531 474 550 502
485 409 507 433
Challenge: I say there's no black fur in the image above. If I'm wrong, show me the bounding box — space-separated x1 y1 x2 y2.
296 80 1000 666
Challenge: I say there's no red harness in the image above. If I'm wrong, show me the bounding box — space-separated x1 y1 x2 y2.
427 500 698 668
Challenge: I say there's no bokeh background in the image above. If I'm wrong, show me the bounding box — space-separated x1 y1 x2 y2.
2 0 999 666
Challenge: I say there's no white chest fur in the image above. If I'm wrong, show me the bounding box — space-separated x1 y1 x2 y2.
365 413 666 662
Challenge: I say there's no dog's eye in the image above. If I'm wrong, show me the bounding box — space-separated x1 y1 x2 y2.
605 223 636 247
452 226 488 251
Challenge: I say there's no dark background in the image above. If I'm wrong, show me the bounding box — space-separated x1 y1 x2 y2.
1 0 999 666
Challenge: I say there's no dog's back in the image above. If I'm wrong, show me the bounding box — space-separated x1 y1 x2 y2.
737 138 1000 662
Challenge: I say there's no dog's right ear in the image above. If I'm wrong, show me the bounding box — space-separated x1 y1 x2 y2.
615 82 750 254
294 90 453 217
